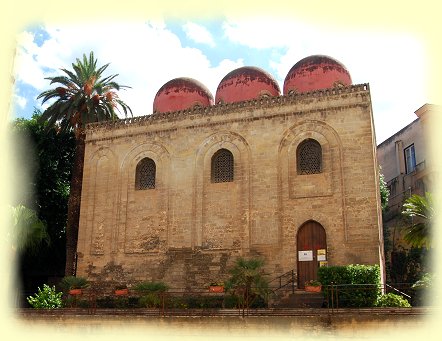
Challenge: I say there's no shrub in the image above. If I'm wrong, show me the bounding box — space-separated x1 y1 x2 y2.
375 293 411 307
223 294 240 308
134 281 168 308
139 292 162 308
27 284 63 309
59 276 89 292
318 264 380 307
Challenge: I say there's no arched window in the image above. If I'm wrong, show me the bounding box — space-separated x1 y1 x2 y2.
211 149 234 183
297 139 322 175
135 157 156 190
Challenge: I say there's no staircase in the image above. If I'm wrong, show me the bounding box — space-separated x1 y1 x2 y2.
269 270 325 308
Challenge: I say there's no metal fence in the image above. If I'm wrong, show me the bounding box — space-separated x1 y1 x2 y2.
18 282 424 316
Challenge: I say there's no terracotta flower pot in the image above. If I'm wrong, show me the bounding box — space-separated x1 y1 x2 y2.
305 285 322 293
69 289 82 295
115 288 129 296
209 286 224 293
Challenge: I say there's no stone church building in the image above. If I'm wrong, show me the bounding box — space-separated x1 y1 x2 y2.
76 55 384 290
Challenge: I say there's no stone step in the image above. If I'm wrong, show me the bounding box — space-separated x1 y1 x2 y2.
274 290 325 308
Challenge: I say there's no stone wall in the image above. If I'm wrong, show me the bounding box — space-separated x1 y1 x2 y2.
76 84 384 289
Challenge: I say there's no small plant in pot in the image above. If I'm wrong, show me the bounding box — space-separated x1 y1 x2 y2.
115 284 129 296
209 281 224 293
305 280 322 292
60 276 89 295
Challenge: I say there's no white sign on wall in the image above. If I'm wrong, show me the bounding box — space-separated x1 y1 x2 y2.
298 250 313 261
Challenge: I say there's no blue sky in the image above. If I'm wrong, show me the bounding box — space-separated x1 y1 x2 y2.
12 17 427 143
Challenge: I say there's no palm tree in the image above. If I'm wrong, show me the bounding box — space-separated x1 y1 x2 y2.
401 192 434 249
37 52 132 275
10 205 50 254
225 257 270 311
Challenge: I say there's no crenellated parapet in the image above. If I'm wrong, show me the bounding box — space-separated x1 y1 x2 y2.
86 83 370 134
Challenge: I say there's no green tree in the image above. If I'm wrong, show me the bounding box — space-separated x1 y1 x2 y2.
37 52 132 275
10 204 49 254
225 257 270 310
401 192 434 249
12 110 75 288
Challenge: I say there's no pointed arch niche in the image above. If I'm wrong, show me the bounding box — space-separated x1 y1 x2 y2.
80 146 117 256
193 132 251 250
279 120 342 199
278 120 348 241
117 143 170 254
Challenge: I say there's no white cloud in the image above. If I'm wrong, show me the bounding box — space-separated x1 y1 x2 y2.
14 21 241 117
223 17 428 143
14 19 428 144
183 22 216 47
13 93 27 109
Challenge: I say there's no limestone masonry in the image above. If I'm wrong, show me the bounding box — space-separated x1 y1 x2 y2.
76 55 384 290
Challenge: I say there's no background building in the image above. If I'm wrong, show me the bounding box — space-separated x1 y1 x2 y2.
76 55 384 290
377 105 436 246
377 104 437 283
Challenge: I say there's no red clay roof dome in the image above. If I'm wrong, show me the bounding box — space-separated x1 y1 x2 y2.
215 66 280 104
153 77 214 113
283 55 352 95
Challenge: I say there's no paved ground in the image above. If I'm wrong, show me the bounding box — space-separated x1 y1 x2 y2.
10 307 437 340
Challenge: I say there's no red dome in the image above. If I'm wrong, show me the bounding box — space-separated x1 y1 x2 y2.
283 55 352 94
153 77 214 113
215 66 280 104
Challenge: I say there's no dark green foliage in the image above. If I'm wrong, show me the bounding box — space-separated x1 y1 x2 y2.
166 295 224 309
223 294 240 308
37 51 132 133
95 296 116 308
375 293 411 307
27 284 63 309
389 248 428 284
59 276 89 292
134 281 168 308
318 264 380 307
12 111 75 294
139 293 162 308
10 204 50 254
224 257 270 309
401 192 433 249
133 281 168 293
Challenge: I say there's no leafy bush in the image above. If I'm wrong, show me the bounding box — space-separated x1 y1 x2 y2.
223 294 240 308
318 264 380 307
133 281 168 308
412 272 432 290
27 284 63 309
139 292 162 308
375 293 411 307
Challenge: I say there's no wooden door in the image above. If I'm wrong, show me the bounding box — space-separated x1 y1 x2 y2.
296 221 327 289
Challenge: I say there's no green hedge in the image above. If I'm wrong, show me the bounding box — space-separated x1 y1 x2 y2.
318 264 380 307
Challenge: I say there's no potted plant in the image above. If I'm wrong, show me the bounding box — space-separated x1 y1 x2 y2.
305 280 322 292
209 281 224 293
115 284 129 296
59 276 89 295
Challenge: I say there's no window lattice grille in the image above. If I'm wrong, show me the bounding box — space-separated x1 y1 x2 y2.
135 158 156 190
211 149 234 183
297 139 322 175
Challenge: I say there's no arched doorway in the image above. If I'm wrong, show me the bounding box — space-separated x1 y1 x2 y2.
296 221 327 289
